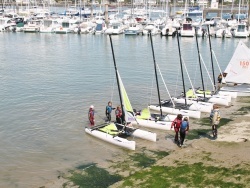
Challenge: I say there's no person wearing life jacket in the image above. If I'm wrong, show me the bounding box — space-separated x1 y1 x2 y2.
179 117 189 147
88 105 95 126
210 104 220 138
171 114 183 143
105 101 115 122
115 105 123 124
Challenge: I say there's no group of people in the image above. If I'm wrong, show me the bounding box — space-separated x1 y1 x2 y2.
88 102 221 144
88 101 123 126
171 114 190 147
171 104 220 147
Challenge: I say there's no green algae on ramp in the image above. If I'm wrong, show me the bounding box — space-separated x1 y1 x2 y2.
130 150 170 168
130 153 156 168
187 118 233 140
119 163 249 188
65 164 122 188
233 106 250 115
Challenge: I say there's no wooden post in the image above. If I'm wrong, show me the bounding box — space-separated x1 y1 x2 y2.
169 4 172 16
91 0 93 19
248 2 250 26
105 4 109 25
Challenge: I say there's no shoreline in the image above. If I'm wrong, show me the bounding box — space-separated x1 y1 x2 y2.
42 96 250 187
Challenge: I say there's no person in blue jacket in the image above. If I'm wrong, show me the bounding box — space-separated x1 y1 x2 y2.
105 101 115 122
179 117 189 147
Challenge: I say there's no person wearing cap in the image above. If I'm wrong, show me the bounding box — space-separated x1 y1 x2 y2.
88 105 95 126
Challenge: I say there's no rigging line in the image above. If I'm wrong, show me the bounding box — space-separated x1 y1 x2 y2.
149 32 163 116
149 67 155 106
174 60 181 98
207 25 216 90
109 45 115 102
212 49 225 87
212 49 223 74
193 58 199 87
181 57 197 98
110 75 115 102
195 27 206 99
199 54 215 90
109 47 112 99
176 32 187 106
109 35 126 125
156 64 175 108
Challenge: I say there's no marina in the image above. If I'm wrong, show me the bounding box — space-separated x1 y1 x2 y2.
0 3 250 186
0 0 250 37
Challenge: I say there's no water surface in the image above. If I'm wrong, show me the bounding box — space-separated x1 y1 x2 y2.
0 32 249 187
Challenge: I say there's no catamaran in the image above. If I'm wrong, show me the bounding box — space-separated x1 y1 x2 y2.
176 26 233 106
131 107 175 131
220 40 250 96
147 32 201 119
85 35 157 150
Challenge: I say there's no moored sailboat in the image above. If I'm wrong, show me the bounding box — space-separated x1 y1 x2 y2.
85 35 157 150
146 32 200 119
220 40 250 96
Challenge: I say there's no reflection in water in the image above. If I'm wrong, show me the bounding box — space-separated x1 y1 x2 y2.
0 32 247 187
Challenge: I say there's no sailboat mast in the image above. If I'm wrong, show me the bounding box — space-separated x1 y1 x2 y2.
195 28 206 99
149 32 163 116
176 32 187 106
207 25 216 91
109 35 125 123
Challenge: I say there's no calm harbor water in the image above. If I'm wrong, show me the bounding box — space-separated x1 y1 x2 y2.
0 32 249 187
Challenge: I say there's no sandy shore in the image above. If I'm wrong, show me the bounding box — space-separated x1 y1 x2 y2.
43 96 250 187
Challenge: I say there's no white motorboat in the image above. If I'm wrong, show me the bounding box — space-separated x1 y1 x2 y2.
55 19 71 34
180 20 195 37
93 20 107 34
0 17 16 32
233 23 249 38
124 23 143 35
105 22 124 35
40 19 60 33
23 19 41 33
142 22 161 35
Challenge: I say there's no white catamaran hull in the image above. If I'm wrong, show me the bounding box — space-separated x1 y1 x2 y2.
148 105 201 119
150 114 182 121
116 123 157 142
85 127 136 150
131 128 157 142
132 119 172 131
220 85 250 97
173 98 213 113
207 97 230 106
218 91 238 98
195 94 231 103
193 94 231 106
